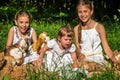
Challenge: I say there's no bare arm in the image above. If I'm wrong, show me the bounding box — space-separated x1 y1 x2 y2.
74 25 85 60
37 45 48 67
74 25 81 55
97 23 117 62
71 52 79 68
6 27 14 48
31 29 37 43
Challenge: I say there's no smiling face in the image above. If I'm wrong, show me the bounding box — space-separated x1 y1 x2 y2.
15 16 30 34
77 5 93 23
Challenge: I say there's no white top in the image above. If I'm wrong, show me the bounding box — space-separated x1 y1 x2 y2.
13 26 33 46
80 23 102 56
47 39 76 56
44 39 76 71
12 26 39 64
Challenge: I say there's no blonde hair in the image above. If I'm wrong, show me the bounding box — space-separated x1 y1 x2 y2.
57 25 74 41
14 9 32 23
76 0 94 10
76 0 94 43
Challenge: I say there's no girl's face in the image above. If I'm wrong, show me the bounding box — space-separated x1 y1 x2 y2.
59 36 72 49
15 16 30 34
77 5 93 23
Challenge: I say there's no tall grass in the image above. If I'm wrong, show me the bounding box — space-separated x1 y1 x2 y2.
0 20 119 52
0 20 120 80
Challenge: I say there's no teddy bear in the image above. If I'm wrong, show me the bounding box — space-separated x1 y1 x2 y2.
112 50 120 70
4 38 29 66
30 32 50 54
0 52 5 69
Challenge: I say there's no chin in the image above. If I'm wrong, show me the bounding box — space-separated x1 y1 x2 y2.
21 31 27 34
82 19 88 23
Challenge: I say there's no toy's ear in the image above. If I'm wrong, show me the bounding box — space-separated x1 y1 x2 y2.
39 32 47 38
113 50 119 56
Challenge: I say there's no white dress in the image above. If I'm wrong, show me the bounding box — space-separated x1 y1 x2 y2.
43 39 76 72
80 23 104 65
13 26 39 64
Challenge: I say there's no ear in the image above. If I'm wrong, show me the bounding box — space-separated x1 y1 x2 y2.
57 36 61 42
15 20 18 25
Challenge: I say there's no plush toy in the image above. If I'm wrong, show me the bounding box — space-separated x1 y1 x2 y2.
31 32 50 54
0 52 5 69
114 50 120 61
112 50 120 70
5 39 29 66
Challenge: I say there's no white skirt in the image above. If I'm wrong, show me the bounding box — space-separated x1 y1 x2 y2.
85 54 104 65
43 51 73 72
23 53 39 64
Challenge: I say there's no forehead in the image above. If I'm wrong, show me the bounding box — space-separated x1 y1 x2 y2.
77 5 90 10
60 35 72 39
17 16 29 21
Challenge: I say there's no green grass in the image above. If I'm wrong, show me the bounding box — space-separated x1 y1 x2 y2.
0 20 120 52
0 20 120 80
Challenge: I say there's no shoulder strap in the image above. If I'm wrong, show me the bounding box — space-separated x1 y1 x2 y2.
94 22 98 28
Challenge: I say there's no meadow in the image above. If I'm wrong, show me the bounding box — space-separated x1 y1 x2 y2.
0 20 120 80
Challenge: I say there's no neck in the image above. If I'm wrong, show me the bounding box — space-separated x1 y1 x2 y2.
81 19 93 29
81 18 92 26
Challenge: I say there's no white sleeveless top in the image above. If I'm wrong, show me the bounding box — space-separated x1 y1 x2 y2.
47 39 76 55
80 23 102 56
12 26 40 64
44 39 76 71
13 26 33 46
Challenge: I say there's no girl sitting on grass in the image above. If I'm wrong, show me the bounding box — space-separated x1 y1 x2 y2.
37 25 79 71
74 0 118 76
6 9 39 64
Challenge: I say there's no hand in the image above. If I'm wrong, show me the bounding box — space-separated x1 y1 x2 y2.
78 53 85 61
36 57 43 68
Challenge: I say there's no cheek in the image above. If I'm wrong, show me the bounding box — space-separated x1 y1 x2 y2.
25 24 30 28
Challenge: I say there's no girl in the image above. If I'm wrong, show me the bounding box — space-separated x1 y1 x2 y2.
74 0 117 71
37 25 79 71
6 9 39 64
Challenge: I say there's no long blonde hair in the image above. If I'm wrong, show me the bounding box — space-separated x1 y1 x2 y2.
76 0 94 44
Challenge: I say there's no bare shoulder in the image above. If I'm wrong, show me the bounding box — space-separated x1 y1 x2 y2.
96 23 105 33
9 27 14 32
74 24 79 32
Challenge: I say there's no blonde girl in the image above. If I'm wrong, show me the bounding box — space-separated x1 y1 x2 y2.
74 0 117 71
37 25 78 71
6 9 39 64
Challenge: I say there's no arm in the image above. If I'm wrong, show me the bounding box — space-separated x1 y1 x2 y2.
74 25 85 60
71 52 79 68
74 25 81 55
37 44 48 67
97 23 117 63
6 27 14 48
31 29 37 43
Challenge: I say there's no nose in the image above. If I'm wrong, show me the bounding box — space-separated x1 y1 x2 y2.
23 23 26 26
81 12 85 17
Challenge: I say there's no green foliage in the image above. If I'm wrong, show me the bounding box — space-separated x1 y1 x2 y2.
0 20 68 52
103 21 120 51
0 20 120 79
